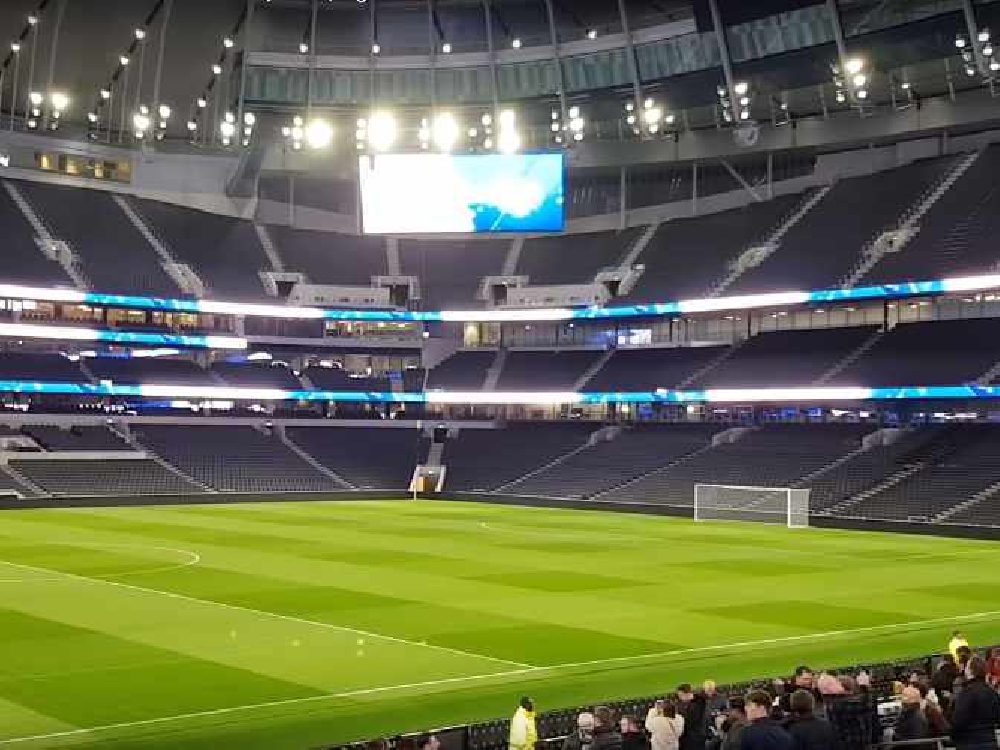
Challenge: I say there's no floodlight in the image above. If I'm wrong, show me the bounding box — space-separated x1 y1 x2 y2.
573 132 583 141
371 43 380 54
87 112 98 123
187 120 198 131
244 112 255 126
626 114 636 125
956 37 967 49
644 97 654 109
844 57 864 74
27 15 37 25
212 63 222 75
835 91 846 103
135 28 146 40
568 105 580 119
220 121 236 138
139 104 149 115
852 73 866 88
856 88 869 98
29 91 43 106
642 107 661 125
481 113 492 126
432 112 460 151
293 116 304 127
133 113 151 131
483 137 493 149
101 89 111 100
291 126 304 140
498 109 516 128
739 96 750 106
223 37 234 48
739 109 750 120
468 127 477 138
158 104 171 119
625 101 634 111
120 55 129 66
586 28 597 40
569 117 584 133
511 37 522 49
992 60 1000 71
979 30 990 43
197 97 207 108
984 44 994 57
497 128 520 154
665 113 676 124
733 81 749 96
442 42 451 53
367 111 397 151
282 126 292 137
50 92 69 111
10 43 20 53
224 111 235 123
299 42 309 54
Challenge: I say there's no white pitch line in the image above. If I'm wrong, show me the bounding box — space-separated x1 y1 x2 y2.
0 557 532 670
0 544 201 583
3 607 1000 746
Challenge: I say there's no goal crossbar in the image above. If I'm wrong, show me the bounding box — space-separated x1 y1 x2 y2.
694 484 810 528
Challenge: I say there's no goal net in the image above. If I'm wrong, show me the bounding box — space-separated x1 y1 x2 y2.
694 484 810 528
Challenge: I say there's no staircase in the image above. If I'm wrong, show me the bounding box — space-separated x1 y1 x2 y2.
4 180 88 289
494 432 604 493
502 237 524 276
618 223 661 271
254 223 285 272
936 481 1000 523
588 440 720 502
975 357 1000 386
794 442 872 488
677 340 748 389
483 349 507 391
574 348 615 390
277 427 354 489
109 423 213 493
840 151 981 288
708 186 832 297
0 463 46 497
813 328 886 385
823 463 925 517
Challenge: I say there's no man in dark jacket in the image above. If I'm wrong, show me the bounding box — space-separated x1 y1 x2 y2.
591 706 624 750
819 675 875 750
740 690 793 750
893 687 934 750
677 684 708 750
785 690 836 750
932 655 961 699
950 657 1000 750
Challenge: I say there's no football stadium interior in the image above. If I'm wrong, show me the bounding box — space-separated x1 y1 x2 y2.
2 0 1000 748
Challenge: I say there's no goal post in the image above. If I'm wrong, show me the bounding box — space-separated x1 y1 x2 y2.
694 484 810 528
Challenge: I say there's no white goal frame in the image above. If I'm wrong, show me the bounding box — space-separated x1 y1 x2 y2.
694 484 810 528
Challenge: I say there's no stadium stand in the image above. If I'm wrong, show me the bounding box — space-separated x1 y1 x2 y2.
623 195 803 302
443 423 595 492
0 182 73 285
583 346 728 391
131 425 344 492
302 365 391 392
286 426 427 489
9 458 203 496
504 424 720 498
690 326 880 387
426 350 495 390
0 353 86 382
495 350 603 390
21 424 132 451
127 198 270 299
210 361 303 389
0 467 36 497
267 225 387 285
84 356 216 386
15 181 180 296
729 156 960 293
862 145 1000 284
826 317 1000 386
398 238 509 309
596 424 871 508
515 228 644 285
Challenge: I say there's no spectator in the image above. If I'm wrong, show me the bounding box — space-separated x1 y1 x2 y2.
563 712 595 750
958 646 974 678
933 654 961 699
950 657 1000 750
648 700 684 750
785 689 836 750
781 667 818 712
592 706 623 750
893 686 933 750
819 674 874 750
719 697 748 750
704 680 727 716
913 679 951 736
620 716 648 750
676 684 708 750
509 697 537 750
950 631 970 661
739 690 792 750
986 647 1000 688
416 736 440 750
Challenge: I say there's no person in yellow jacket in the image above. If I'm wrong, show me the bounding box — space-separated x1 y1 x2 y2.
949 630 970 661
509 696 537 750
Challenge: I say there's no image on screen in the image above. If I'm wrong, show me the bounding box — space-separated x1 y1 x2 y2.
359 152 565 234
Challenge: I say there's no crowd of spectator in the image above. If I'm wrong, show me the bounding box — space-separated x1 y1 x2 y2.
506 635 1000 750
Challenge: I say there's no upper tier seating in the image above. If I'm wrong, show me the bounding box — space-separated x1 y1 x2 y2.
515 228 643 285
841 425 1000 521
287 427 427 489
730 157 958 293
399 239 509 309
22 425 131 451
302 366 391 392
211 362 303 389
0 181 73 285
133 425 343 493
444 423 595 491
10 458 203 496
17 181 179 296
863 145 1000 284
0 353 84 382
128 198 270 299
827 317 1000 386
691 326 878 387
598 424 870 507
508 424 720 498
583 346 727 391
426 351 495 390
267 225 387 285
86 357 215 386
495 350 603 390
624 195 802 302
0 466 37 497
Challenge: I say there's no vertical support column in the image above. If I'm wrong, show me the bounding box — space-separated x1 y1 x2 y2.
619 166 627 230
427 0 437 108
960 0 988 77
119 65 130 143
9 49 20 131
825 0 849 61
615 0 643 120
235 0 253 142
41 0 65 131
134 36 146 121
26 21 38 116
307 0 318 116
541 0 568 124
481 0 500 115
691 161 698 215
706 0 736 104
151 0 173 113
369 0 377 111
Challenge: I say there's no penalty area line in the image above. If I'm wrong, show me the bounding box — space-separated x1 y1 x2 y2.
2 609 1000 745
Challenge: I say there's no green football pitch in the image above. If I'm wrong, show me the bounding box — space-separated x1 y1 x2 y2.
0 499 998 749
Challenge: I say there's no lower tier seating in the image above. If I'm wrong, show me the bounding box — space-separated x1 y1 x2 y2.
9 459 203 496
286 427 427 489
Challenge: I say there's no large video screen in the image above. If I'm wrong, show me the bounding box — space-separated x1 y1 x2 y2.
359 152 565 234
